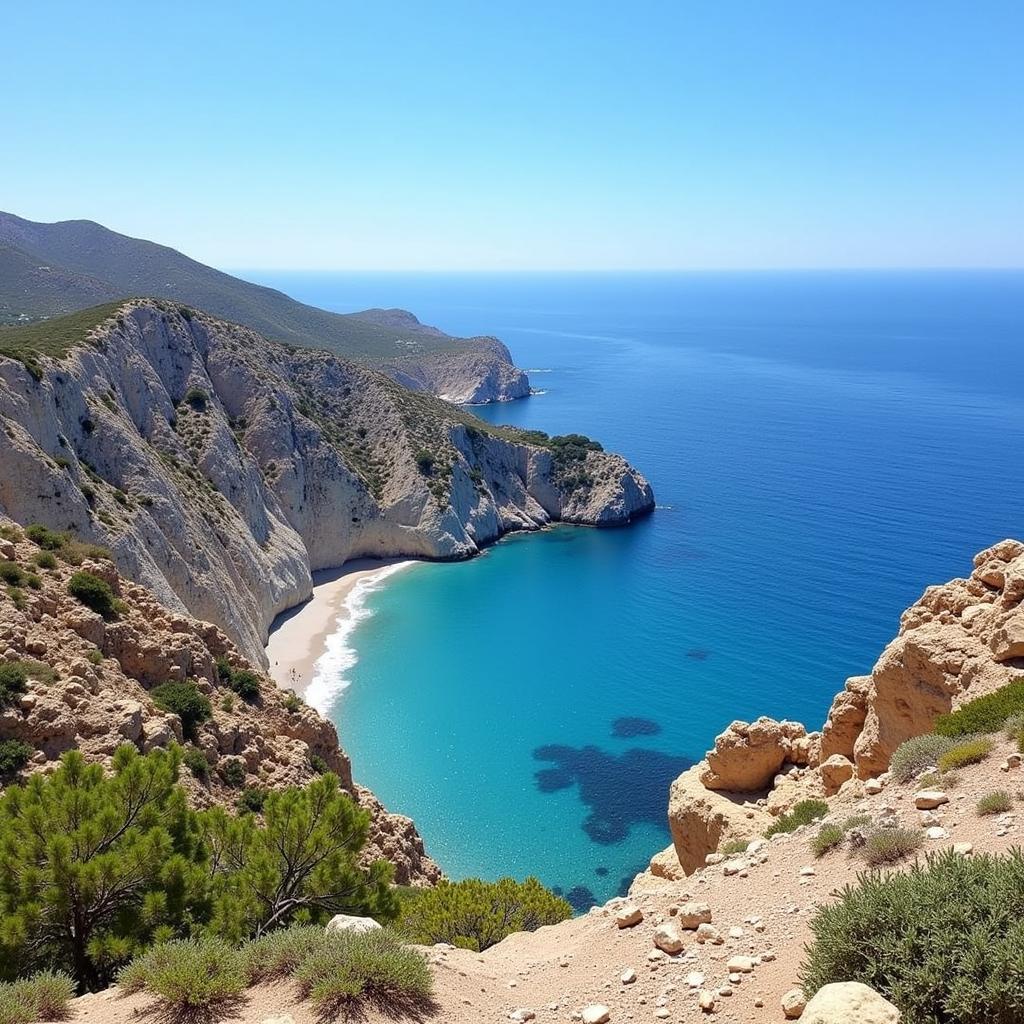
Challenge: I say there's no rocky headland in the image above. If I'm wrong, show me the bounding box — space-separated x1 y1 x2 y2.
0 299 653 667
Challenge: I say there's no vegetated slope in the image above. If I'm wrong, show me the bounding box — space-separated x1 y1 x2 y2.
0 240 120 318
0 211 529 402
0 523 439 886
0 299 653 664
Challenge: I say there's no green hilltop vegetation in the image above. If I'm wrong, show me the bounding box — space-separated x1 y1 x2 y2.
0 211 491 363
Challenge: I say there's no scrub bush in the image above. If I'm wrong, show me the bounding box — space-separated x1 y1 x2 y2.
935 679 1024 737
764 799 830 837
802 849 1024 1023
396 877 571 951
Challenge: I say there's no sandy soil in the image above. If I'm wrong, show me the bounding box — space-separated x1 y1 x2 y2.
264 559 414 697
63 737 1024 1024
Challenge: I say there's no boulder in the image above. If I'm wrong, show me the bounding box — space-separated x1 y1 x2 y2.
914 790 949 810
668 764 772 874
801 982 901 1023
652 922 684 955
582 1006 611 1024
701 717 811 791
677 901 712 929
325 914 382 936
819 754 855 795
614 904 643 928
648 844 687 881
781 988 807 1019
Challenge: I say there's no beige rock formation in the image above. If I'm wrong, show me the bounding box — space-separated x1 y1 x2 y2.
666 541 1024 873
668 764 772 874
700 717 815 792
802 982 901 1023
822 539 1024 776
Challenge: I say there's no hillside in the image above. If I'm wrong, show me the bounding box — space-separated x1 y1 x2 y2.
0 299 653 664
0 212 530 403
0 521 438 887
43 537 1024 1023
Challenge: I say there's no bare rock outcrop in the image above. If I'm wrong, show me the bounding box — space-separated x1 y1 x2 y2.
665 539 1024 875
824 539 1024 776
700 717 817 791
0 524 438 885
668 764 772 874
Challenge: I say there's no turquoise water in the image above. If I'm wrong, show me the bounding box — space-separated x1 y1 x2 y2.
251 270 1024 907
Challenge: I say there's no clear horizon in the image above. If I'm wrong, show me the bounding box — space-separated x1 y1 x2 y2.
4 2 1022 271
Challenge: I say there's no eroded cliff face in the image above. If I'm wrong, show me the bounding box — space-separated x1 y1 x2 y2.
0 526 439 885
655 539 1024 878
0 300 652 665
351 309 531 403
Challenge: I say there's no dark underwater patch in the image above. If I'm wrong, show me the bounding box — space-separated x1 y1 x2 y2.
686 647 710 660
532 743 693 845
612 716 661 737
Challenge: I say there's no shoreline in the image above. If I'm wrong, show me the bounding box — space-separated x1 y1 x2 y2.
265 558 415 710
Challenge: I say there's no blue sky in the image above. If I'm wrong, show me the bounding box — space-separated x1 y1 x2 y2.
2 2 1022 269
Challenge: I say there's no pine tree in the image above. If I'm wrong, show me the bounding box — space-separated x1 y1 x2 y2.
201 773 397 941
0 746 207 991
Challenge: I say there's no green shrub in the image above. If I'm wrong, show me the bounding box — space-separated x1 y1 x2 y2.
282 690 303 713
24 525 63 550
811 823 847 858
116 938 244 1017
242 924 324 983
719 838 748 856
293 928 433 1017
765 799 830 837
310 754 329 775
918 769 959 791
151 682 212 741
859 827 923 867
220 694 235 713
217 757 246 789
0 740 32 778
889 733 957 781
977 790 1014 815
810 814 873 858
802 849 1024 1022
32 551 57 570
86 649 103 665
182 747 209 780
0 970 74 1024
0 663 28 709
215 656 260 702
937 736 994 772
0 563 23 587
66 570 116 618
935 678 1024 737
183 388 209 411
24 574 40 591
397 877 571 951
237 787 266 814
1004 712 1024 739
413 450 435 475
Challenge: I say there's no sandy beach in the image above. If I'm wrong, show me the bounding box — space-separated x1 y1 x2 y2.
265 558 415 702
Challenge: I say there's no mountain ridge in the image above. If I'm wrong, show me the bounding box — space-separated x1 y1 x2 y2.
0 211 530 403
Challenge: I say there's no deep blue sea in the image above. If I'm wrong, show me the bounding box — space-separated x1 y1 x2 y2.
249 270 1024 907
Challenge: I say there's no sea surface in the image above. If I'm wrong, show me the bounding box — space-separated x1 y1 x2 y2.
249 270 1024 906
